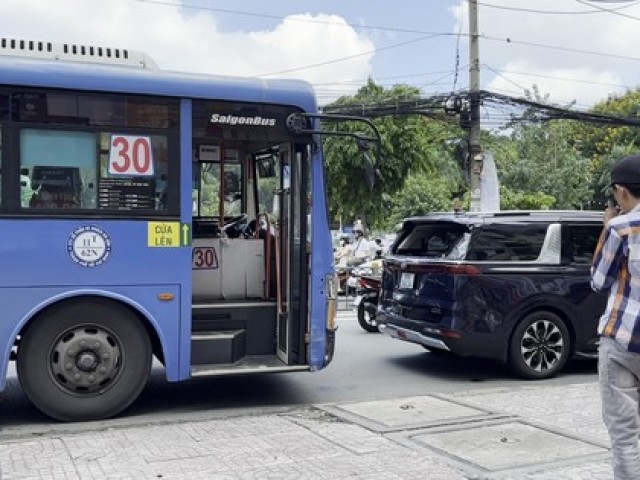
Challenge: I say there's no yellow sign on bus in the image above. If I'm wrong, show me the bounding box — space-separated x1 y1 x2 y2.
148 222 191 247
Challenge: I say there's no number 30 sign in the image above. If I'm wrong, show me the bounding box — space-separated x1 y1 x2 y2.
109 135 154 176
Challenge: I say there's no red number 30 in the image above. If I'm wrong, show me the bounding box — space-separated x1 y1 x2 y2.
109 135 154 176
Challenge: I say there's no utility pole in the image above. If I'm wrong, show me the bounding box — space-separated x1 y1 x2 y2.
468 0 483 212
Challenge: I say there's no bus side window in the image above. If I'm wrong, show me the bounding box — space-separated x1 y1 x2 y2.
20 129 96 209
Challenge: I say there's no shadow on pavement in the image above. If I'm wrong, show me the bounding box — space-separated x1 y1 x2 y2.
388 349 597 383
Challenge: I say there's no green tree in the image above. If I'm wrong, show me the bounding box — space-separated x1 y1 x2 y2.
323 79 465 228
384 170 460 228
565 89 640 207
589 143 638 209
499 186 555 210
570 89 640 163
490 87 591 209
497 88 592 210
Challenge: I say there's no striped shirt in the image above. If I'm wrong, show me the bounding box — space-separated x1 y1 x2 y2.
591 204 640 352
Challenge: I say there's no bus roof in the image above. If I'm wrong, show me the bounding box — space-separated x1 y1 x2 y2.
0 55 318 113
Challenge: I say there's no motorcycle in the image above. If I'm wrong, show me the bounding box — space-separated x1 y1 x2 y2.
350 268 381 333
342 257 382 332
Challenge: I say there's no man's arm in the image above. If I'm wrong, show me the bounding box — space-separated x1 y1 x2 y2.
591 225 623 291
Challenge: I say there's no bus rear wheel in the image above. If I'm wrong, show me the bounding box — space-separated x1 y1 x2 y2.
17 298 152 422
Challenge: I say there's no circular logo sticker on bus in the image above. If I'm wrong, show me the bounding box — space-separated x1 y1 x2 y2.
67 226 112 268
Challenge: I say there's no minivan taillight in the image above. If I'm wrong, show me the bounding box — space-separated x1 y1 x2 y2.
401 264 481 276
442 264 481 276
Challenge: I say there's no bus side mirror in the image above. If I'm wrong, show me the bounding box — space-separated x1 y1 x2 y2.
356 134 376 191
284 112 382 191
363 152 376 191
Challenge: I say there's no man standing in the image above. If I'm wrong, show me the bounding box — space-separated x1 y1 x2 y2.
591 155 640 479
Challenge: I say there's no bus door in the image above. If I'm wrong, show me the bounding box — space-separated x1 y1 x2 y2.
276 143 308 364
276 144 291 362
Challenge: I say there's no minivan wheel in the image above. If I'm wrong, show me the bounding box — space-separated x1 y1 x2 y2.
508 311 570 379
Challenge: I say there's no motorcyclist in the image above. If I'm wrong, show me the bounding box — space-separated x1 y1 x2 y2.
347 228 371 267
334 236 352 264
335 229 372 293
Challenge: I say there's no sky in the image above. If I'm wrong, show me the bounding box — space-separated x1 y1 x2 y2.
1 0 640 112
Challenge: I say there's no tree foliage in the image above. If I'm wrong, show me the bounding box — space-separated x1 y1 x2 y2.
499 186 555 210
499 120 592 209
384 170 460 228
566 90 640 207
489 87 592 209
322 81 640 231
571 90 640 163
323 79 464 229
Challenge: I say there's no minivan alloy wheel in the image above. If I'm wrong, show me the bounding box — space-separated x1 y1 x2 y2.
508 311 570 379
521 320 563 371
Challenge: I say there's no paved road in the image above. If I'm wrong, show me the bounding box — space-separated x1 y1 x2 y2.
0 308 597 435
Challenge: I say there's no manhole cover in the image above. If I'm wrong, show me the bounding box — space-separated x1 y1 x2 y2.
410 421 608 472
324 396 499 432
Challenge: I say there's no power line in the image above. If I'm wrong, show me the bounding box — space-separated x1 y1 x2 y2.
478 0 640 15
452 0 465 91
136 0 640 86
576 0 640 21
483 65 631 89
258 33 449 77
484 86 593 109
483 34 640 63
483 64 529 93
315 81 454 95
140 0 640 68
313 68 465 86
320 88 640 131
135 0 455 36
418 71 459 90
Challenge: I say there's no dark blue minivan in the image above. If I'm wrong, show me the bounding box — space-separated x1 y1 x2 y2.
377 211 606 379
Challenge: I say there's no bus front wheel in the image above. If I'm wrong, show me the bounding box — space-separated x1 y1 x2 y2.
17 298 152 422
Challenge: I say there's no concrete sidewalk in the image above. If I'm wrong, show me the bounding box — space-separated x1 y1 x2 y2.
0 382 612 480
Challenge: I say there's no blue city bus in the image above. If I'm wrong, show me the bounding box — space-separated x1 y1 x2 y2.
0 40 376 421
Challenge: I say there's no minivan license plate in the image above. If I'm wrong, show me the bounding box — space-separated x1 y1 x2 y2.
399 272 415 289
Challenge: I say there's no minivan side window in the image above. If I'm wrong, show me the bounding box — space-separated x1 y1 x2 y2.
395 223 469 259
568 224 600 265
466 224 547 261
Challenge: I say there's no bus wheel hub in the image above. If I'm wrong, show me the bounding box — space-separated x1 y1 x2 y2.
51 326 122 394
76 351 99 372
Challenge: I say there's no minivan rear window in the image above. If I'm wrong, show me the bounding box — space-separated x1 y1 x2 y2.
394 223 470 259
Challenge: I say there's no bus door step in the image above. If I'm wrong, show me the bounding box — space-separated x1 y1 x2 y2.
191 329 246 365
